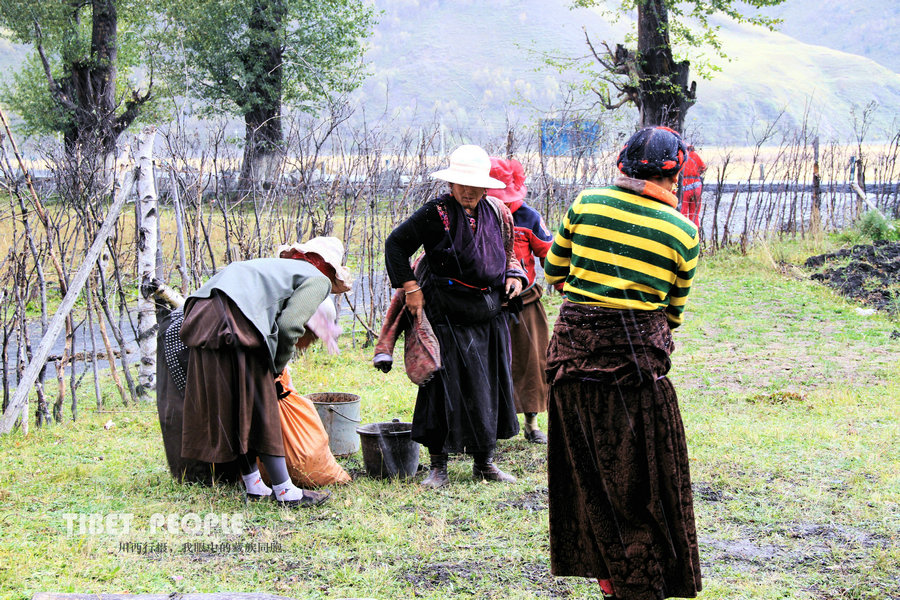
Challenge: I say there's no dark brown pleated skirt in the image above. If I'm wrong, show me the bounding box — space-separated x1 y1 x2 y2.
180 293 284 463
508 285 549 414
548 377 701 600
156 308 240 484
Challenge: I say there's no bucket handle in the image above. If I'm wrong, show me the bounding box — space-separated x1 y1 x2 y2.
326 404 361 423
386 418 411 435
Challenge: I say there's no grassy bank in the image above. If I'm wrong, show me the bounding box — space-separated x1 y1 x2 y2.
1 239 898 600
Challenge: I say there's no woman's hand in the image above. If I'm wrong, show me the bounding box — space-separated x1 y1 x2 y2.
403 280 424 317
505 277 523 299
294 329 318 352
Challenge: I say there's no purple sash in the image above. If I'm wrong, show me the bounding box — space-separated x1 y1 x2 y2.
423 195 507 323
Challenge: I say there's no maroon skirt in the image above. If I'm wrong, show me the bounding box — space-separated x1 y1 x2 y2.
180 293 284 463
547 302 701 599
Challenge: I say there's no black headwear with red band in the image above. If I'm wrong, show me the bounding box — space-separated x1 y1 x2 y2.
617 126 688 179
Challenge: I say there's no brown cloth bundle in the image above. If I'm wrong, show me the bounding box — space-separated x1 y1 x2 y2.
372 285 442 386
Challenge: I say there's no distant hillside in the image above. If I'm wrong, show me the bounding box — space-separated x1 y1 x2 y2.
760 0 899 74
353 0 626 138
686 18 900 144
1 0 898 147
355 0 900 144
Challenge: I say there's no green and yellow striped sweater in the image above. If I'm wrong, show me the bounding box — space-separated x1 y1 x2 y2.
544 179 699 327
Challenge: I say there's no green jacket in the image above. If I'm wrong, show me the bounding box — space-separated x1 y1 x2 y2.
189 258 332 373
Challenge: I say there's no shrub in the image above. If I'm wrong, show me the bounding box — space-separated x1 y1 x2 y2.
858 210 899 242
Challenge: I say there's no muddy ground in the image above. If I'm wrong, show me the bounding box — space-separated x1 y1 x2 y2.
804 240 900 319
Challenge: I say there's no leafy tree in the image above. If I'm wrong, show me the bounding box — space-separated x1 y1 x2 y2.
160 0 376 180
0 0 158 158
574 0 784 132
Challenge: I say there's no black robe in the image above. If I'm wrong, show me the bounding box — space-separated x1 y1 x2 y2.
385 194 522 453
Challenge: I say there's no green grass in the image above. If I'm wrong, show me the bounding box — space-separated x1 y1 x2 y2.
1 238 899 600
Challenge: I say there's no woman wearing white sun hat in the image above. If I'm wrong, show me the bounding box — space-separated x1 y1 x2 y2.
384 145 528 488
177 236 351 507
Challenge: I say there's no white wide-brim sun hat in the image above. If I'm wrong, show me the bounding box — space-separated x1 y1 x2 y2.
430 145 507 189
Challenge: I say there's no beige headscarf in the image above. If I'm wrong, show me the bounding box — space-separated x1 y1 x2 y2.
277 236 353 294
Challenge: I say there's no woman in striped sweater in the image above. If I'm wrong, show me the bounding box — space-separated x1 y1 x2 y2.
544 126 702 600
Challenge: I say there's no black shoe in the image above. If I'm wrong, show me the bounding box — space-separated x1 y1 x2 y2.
421 453 449 489
524 428 548 444
274 489 331 508
421 467 450 489
472 449 516 483
472 463 516 483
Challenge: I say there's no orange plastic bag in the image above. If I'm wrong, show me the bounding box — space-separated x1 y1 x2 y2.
259 370 351 487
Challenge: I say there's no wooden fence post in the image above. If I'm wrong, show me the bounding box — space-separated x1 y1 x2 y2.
851 181 895 232
810 136 821 237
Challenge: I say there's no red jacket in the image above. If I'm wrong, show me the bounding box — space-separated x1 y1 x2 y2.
508 203 554 286
682 150 706 188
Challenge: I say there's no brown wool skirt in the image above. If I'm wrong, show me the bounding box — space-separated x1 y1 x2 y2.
507 285 549 414
156 308 240 484
180 293 284 463
548 377 701 600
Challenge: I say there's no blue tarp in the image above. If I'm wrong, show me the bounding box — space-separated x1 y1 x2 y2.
539 119 601 156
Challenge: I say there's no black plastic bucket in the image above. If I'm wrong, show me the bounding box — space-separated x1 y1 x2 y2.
355 419 420 479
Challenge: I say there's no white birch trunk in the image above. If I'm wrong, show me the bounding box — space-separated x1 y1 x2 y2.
136 126 159 401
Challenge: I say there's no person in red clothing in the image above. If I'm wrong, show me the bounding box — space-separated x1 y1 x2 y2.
487 157 554 444
680 144 706 228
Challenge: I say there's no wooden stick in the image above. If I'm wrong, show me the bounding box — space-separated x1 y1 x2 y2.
0 156 137 434
851 181 895 230
91 280 127 405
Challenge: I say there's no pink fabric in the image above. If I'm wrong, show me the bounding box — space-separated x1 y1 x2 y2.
306 298 341 354
487 157 527 211
373 257 442 386
372 286 441 386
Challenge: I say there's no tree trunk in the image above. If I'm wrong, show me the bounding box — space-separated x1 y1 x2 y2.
239 0 286 185
136 127 159 401
35 0 149 186
636 0 695 132
242 104 284 184
58 0 119 159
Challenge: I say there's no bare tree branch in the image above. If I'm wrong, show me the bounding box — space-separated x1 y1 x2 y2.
32 20 79 115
